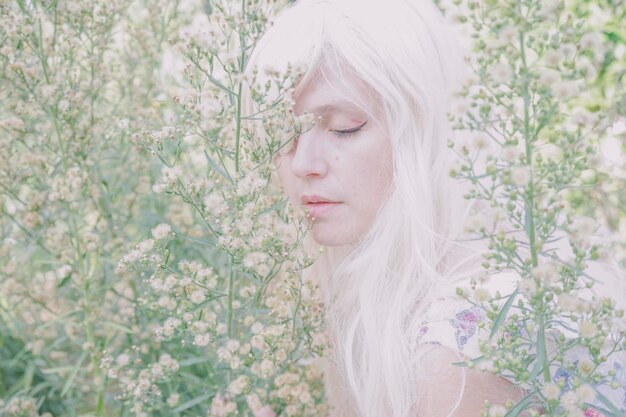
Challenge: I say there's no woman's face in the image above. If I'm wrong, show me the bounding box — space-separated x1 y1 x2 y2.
275 67 394 246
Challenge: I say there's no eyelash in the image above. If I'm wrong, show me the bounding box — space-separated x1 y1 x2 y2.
281 121 368 154
332 121 367 138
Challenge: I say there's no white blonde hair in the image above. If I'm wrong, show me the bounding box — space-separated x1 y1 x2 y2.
244 0 488 416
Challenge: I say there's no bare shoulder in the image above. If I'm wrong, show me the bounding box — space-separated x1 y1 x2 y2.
415 345 527 417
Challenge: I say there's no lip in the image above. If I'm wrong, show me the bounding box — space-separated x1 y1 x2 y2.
301 194 342 219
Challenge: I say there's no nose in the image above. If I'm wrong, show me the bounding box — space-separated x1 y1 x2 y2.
290 129 328 179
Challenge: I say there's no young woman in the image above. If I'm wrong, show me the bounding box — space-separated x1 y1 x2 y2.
243 0 625 416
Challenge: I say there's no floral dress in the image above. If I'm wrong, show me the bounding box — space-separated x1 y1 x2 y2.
416 292 626 417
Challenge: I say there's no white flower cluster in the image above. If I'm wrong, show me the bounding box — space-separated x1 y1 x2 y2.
209 393 238 417
48 166 88 203
101 350 180 407
0 396 42 417
152 166 183 193
177 13 226 54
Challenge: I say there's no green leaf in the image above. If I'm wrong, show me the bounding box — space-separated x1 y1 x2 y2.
524 202 532 236
490 288 518 339
191 294 227 311
179 356 213 367
24 361 35 389
57 274 72 289
15 0 28 14
44 0 59 12
451 354 484 367
156 152 173 168
203 2 213 15
171 392 214 413
61 351 88 397
36 309 80 330
41 365 78 374
204 149 233 183
503 393 534 417
528 327 546 380
587 385 623 417
100 321 133 334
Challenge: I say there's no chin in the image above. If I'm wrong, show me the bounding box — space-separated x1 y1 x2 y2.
310 224 356 247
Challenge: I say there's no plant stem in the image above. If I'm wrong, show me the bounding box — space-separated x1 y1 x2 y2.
227 256 235 338
519 7 549 382
234 0 247 174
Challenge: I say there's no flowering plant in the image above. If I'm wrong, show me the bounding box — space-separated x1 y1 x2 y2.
440 0 626 416
1 0 625 417
112 1 329 415
1 0 326 416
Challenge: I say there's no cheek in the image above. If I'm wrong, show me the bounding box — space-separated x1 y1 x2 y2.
354 139 394 198
275 158 298 201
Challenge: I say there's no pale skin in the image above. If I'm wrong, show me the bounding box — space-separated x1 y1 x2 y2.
275 67 394 247
272 67 528 416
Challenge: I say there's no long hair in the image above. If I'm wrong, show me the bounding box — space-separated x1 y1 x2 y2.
244 1 488 416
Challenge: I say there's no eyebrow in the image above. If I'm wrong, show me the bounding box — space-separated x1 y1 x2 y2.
307 100 368 115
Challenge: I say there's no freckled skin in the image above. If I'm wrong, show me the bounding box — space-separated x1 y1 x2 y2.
275 68 394 247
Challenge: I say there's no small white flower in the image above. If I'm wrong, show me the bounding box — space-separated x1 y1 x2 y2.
544 49 563 66
152 183 167 193
576 57 597 80
189 290 205 304
151 223 172 240
159 353 179 371
239 343 251 355
561 390 580 411
575 384 595 402
216 323 227 334
161 166 182 186
125 249 142 263
167 393 180 407
537 68 560 87
193 333 210 346
518 278 537 296
543 382 561 400
474 287 491 302
490 61 513 85
579 169 597 183
0 116 25 130
116 353 130 366
510 165 531 186
488 404 507 417
260 359 274 376
569 216 596 242
531 262 559 284
500 144 523 163
538 143 563 163
578 320 596 338
471 134 490 151
538 0 561 17
229 356 241 370
210 394 236 417
137 239 155 253
226 339 241 352
580 32 603 51
499 26 517 43
228 375 249 396
464 214 485 233
557 293 577 312
251 322 264 334
571 108 596 126
551 80 579 100
558 43 577 61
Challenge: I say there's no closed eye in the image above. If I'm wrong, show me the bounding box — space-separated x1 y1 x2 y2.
332 121 368 137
